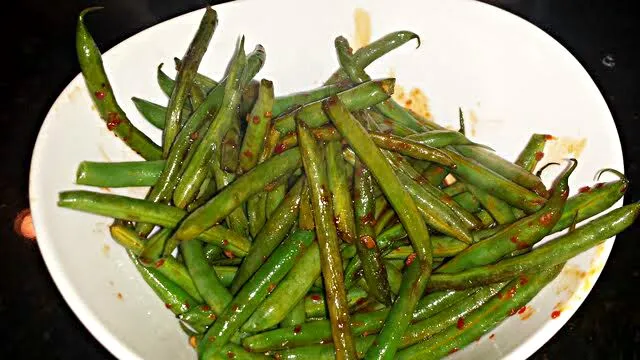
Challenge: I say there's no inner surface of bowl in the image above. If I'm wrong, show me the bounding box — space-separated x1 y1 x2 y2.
29 0 622 359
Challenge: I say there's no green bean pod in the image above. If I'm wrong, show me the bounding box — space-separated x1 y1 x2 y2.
515 134 551 172
324 96 431 266
242 242 321 332
171 148 301 252
326 140 357 243
280 300 306 328
220 121 241 173
443 181 466 197
57 190 250 256
451 192 481 213
406 130 491 149
273 79 395 135
304 287 369 319
374 208 396 236
466 184 517 224
157 63 178 99
181 239 232 315
163 7 217 155
131 97 186 130
75 160 164 188
76 8 162 160
437 160 576 274
353 158 392 304
198 230 315 358
209 157 250 237
455 144 549 198
297 118 357 360
173 57 219 93
429 203 640 290
398 266 562 359
230 177 303 293
172 38 247 208
239 79 275 173
273 82 352 115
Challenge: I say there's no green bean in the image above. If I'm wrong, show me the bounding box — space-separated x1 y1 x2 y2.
475 209 495 227
374 208 396 236
399 282 506 348
162 7 217 154
273 79 395 135
452 192 481 213
298 182 315 230
239 79 275 173
515 134 551 172
266 183 287 218
76 8 162 160
109 225 202 302
304 287 369 319
179 304 218 333
139 226 172 265
551 176 628 233
326 140 357 243
467 183 517 224
358 109 417 138
421 165 448 187
57 190 250 256
406 130 491 149
170 148 301 252
454 144 549 198
374 196 388 220
203 243 224 263
181 239 232 315
172 38 247 208
230 177 303 293
198 230 315 358
219 343 270 360
326 31 419 84
220 121 241 173
129 250 196 315
398 266 562 359
75 160 164 188
441 148 546 213
296 118 357 360
280 300 306 328
157 63 177 99
273 82 353 115
173 57 219 93
442 181 466 197
324 97 431 265
243 242 321 332
353 158 392 304
429 203 639 290
131 97 185 130
437 160 576 274
210 157 250 237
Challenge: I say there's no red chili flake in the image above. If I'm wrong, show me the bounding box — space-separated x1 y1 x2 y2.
456 317 465 330
227 351 235 359
360 235 376 249
361 212 375 226
561 189 569 199
518 306 527 314
551 310 561 319
311 294 321 301
243 150 253 158
594 182 605 189
189 336 197 348
405 99 413 106
264 111 273 118
534 151 544 161
267 283 276 293
326 96 338 106
252 116 260 124
621 184 628 193
510 236 529 249
224 250 235 259
189 131 199 141
274 143 287 154
106 112 122 131
519 276 529 285
184 301 191 309
293 325 302 334
94 90 106 100
231 304 239 312
355 298 367 306
361 331 370 337
273 353 282 360
505 287 517 299
508 308 518 316
489 333 496 340
544 134 555 140
200 305 211 311
208 313 217 320
154 258 165 268
165 303 172 309
383 118 393 126
405 253 417 266
539 212 554 226
449 348 459 354
222 240 229 246
578 186 591 193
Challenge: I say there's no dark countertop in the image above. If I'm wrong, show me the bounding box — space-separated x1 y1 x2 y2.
1 0 638 358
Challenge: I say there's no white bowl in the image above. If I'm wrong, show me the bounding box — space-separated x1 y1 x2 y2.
29 0 623 359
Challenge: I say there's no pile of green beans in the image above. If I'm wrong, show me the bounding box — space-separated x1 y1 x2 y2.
61 7 635 360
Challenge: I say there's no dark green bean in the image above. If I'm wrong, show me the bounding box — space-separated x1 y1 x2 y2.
75 160 164 188
239 79 275 174
327 140 357 243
